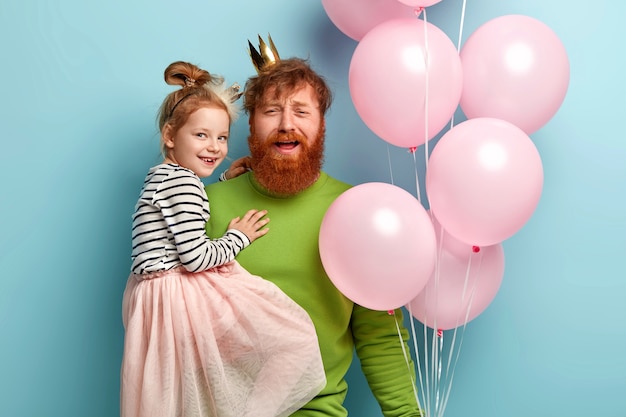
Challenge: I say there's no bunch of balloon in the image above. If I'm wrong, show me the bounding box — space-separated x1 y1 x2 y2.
320 4 570 416
401 14 567 417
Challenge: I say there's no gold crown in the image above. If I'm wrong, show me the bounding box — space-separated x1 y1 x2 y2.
248 34 281 73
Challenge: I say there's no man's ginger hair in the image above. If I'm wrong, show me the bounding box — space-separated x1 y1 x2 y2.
243 58 332 118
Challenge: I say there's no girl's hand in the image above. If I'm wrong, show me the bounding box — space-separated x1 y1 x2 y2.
227 209 269 243
224 156 252 180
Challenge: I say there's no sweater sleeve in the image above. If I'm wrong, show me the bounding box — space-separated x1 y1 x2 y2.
351 305 422 417
154 168 250 272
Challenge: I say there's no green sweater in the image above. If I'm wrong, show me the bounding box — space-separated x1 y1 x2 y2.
205 172 420 417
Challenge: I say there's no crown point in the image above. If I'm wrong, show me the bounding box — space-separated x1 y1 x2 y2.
247 33 281 73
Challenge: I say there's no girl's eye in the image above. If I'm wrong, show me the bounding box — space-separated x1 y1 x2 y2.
218 136 228 142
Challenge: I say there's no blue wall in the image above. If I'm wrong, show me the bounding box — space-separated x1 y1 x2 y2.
1 0 624 416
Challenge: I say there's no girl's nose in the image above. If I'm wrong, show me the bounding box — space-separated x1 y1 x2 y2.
206 138 219 151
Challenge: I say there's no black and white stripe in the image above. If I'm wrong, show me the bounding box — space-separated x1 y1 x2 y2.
130 164 249 274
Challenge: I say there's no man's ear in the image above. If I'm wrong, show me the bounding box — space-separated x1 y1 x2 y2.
162 124 175 149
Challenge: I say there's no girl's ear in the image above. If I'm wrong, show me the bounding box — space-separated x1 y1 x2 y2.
162 124 175 150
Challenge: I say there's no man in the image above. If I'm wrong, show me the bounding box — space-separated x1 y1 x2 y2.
205 50 421 416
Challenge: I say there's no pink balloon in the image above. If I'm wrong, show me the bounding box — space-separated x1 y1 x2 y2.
319 182 437 311
408 215 505 330
321 0 416 41
425 117 543 246
349 18 463 149
397 0 442 7
460 14 570 134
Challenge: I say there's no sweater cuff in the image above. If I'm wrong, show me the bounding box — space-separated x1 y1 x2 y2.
226 228 251 248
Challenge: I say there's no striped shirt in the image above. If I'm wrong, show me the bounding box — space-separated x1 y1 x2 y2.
130 163 249 274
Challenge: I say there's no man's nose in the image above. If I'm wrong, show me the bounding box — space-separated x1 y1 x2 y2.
278 112 295 132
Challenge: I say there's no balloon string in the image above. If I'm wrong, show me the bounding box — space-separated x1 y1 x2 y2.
387 144 395 185
433 230 451 417
392 310 424 413
406 304 428 416
411 150 422 203
430 308 439 411
423 308 433 414
422 8 431 171
417 213 443 417
437 251 483 417
438 318 469 416
444 250 474 379
460 249 483 329
436 3 470 414
450 248 475 331
427 210 445 416
410 7 429 205
435 328 444 415
449 0 467 130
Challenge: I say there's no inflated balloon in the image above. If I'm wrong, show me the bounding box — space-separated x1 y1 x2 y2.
397 0 442 7
321 0 415 41
349 18 462 149
319 182 437 311
425 117 543 246
460 14 570 134
408 216 505 330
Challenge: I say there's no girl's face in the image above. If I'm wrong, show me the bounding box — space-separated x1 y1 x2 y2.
163 106 230 178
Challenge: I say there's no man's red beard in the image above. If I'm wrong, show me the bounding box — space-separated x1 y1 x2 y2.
248 125 325 195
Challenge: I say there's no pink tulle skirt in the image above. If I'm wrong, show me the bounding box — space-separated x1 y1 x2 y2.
121 261 326 417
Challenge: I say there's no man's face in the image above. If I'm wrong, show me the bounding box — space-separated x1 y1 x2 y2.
248 83 325 195
252 84 322 156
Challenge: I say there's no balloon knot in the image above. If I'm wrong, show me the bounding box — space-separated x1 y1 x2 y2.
408 146 417 153
414 7 424 17
436 329 443 338
387 310 394 315
472 246 480 253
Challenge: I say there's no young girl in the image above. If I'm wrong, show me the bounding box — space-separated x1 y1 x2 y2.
121 61 326 417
